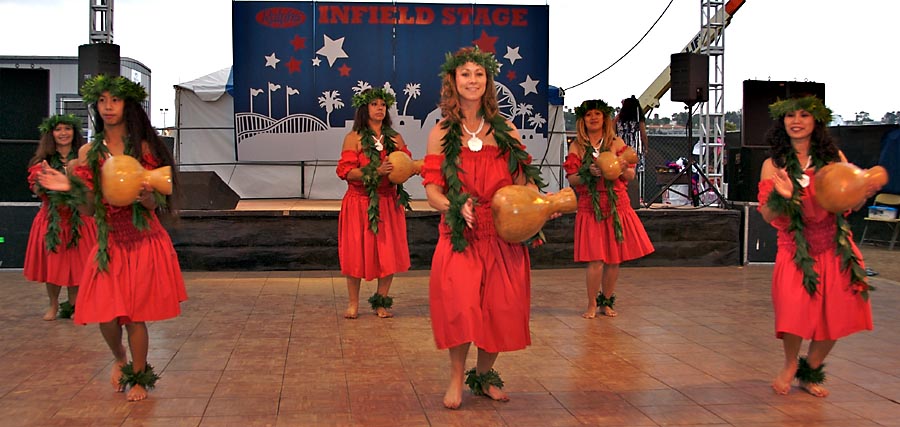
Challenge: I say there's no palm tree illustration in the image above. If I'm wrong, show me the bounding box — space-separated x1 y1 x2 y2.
402 83 421 116
352 81 372 95
318 90 344 128
528 112 546 130
515 102 533 128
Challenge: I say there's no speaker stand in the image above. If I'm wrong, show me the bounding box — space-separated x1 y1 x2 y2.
645 103 728 208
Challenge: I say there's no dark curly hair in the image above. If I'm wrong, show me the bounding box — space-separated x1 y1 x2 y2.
765 118 840 168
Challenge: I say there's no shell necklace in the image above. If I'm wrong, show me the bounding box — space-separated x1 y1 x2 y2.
462 117 485 152
798 154 812 188
591 137 604 158
372 133 384 151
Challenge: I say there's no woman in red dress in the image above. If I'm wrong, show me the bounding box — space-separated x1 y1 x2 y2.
38 75 187 402
564 100 654 318
336 88 411 319
423 47 550 409
24 114 96 320
758 95 875 398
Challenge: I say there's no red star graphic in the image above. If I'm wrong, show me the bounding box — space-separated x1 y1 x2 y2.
473 30 498 53
290 34 306 51
338 63 352 77
506 70 517 81
287 57 302 74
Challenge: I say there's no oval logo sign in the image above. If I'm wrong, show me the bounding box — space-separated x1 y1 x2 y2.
256 8 306 28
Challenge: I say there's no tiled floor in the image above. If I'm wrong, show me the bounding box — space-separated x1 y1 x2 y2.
0 247 898 427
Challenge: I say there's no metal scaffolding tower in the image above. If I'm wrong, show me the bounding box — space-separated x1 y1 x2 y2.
89 0 114 44
698 0 726 204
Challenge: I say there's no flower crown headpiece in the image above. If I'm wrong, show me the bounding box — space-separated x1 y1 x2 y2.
440 46 500 78
38 114 82 135
575 99 614 119
81 75 148 105
351 88 396 109
769 95 832 124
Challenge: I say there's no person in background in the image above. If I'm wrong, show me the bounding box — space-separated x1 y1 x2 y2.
758 95 874 398
423 47 548 409
565 99 654 319
37 75 187 402
24 114 97 320
615 95 649 207
336 87 412 319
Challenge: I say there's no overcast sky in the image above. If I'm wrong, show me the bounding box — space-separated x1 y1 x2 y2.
1 0 897 127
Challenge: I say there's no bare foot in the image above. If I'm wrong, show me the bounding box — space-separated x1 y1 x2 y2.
771 359 798 395
443 380 463 409
800 381 829 397
343 303 358 319
581 303 597 319
43 305 58 321
599 306 618 317
375 307 393 318
481 384 509 402
111 357 127 392
127 384 148 401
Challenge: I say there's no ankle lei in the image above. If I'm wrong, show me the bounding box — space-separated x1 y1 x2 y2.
441 114 546 252
359 126 411 235
765 150 871 299
576 146 623 242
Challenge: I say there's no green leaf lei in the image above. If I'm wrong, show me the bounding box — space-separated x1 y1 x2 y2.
77 133 168 271
765 150 871 299
38 151 83 252
441 114 545 252
576 147 623 242
359 126 410 235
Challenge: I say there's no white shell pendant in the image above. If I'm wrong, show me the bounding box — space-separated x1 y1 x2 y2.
374 141 384 151
592 149 600 158
798 174 810 188
467 136 483 152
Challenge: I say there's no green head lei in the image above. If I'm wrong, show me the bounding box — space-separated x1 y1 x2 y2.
769 96 832 123
440 46 500 78
38 114 82 135
575 99 614 119
81 75 148 105
352 88 396 109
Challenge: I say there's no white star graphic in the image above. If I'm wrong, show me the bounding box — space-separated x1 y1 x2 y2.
519 75 540 96
311 57 322 67
504 46 522 65
264 52 280 69
316 34 349 67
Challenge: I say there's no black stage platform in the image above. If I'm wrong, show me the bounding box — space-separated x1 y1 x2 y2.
168 201 741 271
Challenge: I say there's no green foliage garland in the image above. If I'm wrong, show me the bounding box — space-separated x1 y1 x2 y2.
37 151 83 253
38 114 82 135
441 115 545 252
576 147 623 242
118 362 160 390
765 150 870 299
439 47 500 78
464 368 504 396
359 126 411 235
57 300 75 319
367 293 394 310
351 88 396 109
794 357 825 384
574 99 614 119
596 293 616 308
768 96 832 124
81 75 147 104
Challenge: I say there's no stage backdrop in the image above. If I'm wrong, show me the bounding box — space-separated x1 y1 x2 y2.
232 2 549 167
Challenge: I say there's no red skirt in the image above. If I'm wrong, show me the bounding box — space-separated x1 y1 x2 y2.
23 207 97 287
338 187 410 280
573 204 654 264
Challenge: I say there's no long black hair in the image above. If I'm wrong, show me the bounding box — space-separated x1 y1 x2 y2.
618 95 645 123
766 119 840 168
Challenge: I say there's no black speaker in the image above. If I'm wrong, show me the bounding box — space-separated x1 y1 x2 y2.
670 53 708 104
741 80 825 147
0 204 40 268
179 171 240 210
738 202 777 263
0 68 50 140
725 146 770 203
78 43 120 90
0 141 39 202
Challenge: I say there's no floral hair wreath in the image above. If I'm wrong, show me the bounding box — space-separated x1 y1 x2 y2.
768 95 832 124
440 46 500 78
351 88 396 109
81 74 148 105
38 114 82 135
575 99 614 119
